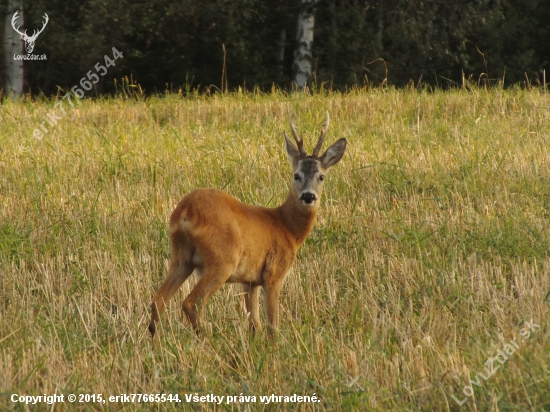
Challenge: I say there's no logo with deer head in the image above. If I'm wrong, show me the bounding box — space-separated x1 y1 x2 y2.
11 11 49 54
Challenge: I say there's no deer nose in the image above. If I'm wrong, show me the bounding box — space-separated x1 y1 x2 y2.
300 192 316 204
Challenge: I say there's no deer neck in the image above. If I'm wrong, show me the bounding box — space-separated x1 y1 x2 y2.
277 192 318 246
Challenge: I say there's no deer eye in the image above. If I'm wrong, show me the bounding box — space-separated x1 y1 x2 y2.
319 174 325 182
294 173 301 181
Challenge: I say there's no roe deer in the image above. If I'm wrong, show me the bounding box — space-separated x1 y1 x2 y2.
149 113 347 337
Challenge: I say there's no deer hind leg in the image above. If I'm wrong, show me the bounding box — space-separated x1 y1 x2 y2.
243 284 262 333
149 256 194 337
182 262 235 335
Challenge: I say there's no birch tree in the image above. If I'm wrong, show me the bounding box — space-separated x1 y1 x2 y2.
293 0 318 89
4 0 24 96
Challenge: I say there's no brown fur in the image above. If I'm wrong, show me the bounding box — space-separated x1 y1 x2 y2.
149 114 346 337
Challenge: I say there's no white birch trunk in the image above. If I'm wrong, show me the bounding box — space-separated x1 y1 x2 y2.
293 0 316 89
4 0 24 97
277 28 286 78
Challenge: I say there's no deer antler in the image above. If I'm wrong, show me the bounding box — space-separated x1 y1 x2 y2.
12 12 49 41
11 11 27 38
312 111 330 157
27 13 49 41
286 113 307 157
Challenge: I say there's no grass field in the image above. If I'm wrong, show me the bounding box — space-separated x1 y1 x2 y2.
1 87 549 411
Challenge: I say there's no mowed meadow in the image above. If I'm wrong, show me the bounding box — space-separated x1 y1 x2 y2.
1 87 549 411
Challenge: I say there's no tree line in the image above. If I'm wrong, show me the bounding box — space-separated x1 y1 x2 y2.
1 0 549 97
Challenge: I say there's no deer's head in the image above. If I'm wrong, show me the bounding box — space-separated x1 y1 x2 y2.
284 112 347 209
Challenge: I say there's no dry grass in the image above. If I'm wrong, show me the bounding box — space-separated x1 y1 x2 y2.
0 87 549 411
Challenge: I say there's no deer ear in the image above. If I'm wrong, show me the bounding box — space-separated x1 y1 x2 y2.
320 138 347 170
283 131 301 168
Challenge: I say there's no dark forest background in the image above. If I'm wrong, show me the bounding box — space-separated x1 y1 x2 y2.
1 0 549 95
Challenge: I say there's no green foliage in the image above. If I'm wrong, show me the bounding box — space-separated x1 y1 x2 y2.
2 0 549 94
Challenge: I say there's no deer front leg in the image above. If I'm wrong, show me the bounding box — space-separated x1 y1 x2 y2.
243 284 262 333
264 280 283 335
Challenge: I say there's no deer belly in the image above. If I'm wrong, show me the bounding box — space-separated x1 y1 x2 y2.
226 259 263 284
189 249 262 284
